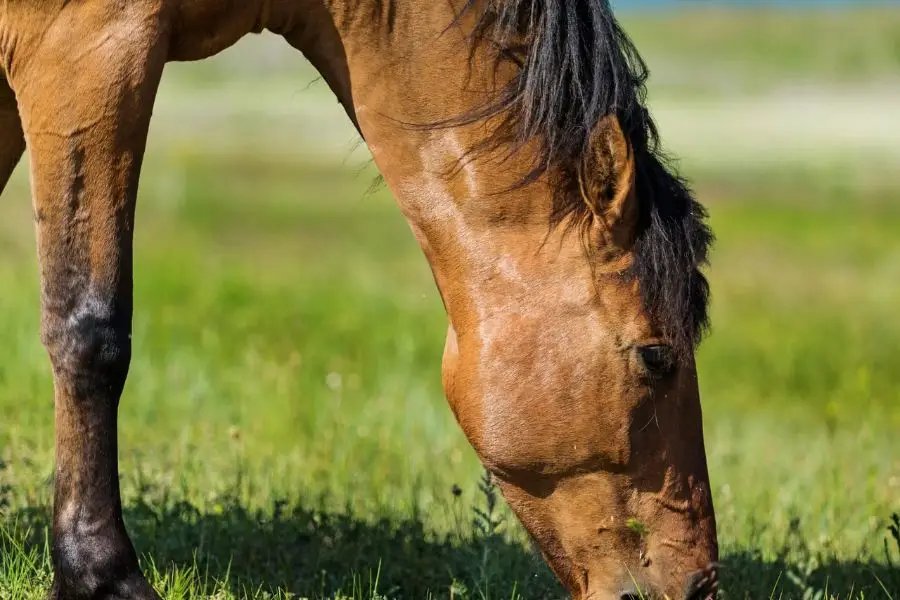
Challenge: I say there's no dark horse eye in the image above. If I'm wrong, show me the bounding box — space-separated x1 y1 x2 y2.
638 345 677 379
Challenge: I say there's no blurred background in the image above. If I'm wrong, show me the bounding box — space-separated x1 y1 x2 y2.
1 1 899 599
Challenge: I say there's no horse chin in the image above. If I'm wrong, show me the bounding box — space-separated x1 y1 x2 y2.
488 468 718 600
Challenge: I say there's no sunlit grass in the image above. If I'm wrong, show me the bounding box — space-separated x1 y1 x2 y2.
620 6 900 96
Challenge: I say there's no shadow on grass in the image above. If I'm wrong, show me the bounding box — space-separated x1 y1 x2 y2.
4 500 899 599
721 513 900 598
723 550 900 599
5 496 563 600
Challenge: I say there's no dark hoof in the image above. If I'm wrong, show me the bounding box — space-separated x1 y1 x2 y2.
49 571 161 600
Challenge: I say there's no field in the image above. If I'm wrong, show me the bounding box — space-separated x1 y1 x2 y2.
2 6 900 600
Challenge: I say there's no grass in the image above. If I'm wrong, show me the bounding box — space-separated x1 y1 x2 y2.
619 6 900 96
3 5 900 600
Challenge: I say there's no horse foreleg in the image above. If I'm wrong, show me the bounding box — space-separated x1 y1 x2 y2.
9 15 167 600
0 75 24 194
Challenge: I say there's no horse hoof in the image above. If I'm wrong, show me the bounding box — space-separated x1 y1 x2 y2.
48 571 161 600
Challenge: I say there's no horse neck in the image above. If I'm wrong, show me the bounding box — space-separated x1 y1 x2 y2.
287 1 597 330
289 1 521 185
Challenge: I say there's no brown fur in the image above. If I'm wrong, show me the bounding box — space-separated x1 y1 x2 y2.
0 1 718 599
0 74 24 192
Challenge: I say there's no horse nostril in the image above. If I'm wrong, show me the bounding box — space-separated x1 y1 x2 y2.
684 561 721 599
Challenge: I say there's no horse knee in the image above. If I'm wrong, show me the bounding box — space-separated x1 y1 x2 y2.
41 292 132 399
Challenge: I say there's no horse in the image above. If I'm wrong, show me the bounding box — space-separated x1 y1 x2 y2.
0 0 720 598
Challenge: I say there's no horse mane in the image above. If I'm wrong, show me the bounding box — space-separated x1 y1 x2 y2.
437 0 714 358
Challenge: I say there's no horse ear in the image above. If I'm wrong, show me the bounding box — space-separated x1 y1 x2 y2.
579 115 638 241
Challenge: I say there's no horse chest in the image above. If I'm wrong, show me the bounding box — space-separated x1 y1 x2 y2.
167 0 303 61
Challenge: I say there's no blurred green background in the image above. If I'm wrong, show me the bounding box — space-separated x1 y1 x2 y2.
2 5 899 600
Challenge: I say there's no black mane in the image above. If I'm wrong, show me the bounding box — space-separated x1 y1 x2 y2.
441 0 714 357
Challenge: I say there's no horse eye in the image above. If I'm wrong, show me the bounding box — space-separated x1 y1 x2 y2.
637 344 677 379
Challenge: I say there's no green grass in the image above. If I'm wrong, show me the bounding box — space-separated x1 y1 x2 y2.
3 6 900 600
620 6 900 96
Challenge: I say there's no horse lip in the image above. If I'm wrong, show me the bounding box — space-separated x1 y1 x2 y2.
683 561 722 599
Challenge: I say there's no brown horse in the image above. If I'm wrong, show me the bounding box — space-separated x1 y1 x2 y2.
0 0 719 598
